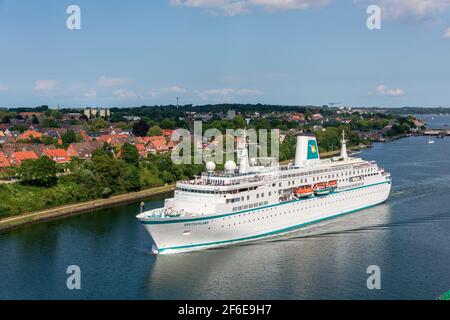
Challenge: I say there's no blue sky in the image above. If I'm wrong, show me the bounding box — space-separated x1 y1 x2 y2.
0 0 450 108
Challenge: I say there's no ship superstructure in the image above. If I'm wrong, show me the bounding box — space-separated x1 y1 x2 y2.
137 132 391 254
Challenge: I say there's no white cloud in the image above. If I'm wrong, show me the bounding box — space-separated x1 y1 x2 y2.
203 88 263 96
357 0 450 21
160 85 187 93
84 89 97 99
172 0 450 19
203 88 236 96
0 83 7 91
196 87 263 100
169 0 329 16
147 90 158 98
34 79 59 91
376 84 405 97
96 76 131 88
444 27 450 38
146 85 188 98
235 88 264 95
249 0 330 11
113 89 138 99
170 0 249 16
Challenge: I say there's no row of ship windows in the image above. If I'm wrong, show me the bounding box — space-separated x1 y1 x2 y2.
219 186 384 223
232 201 269 212
227 192 273 204
338 182 364 190
218 188 384 228
280 164 360 178
179 170 379 196
281 167 376 181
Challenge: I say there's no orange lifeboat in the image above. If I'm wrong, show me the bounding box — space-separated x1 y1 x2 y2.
293 186 314 198
327 180 337 188
314 182 327 189
313 182 332 195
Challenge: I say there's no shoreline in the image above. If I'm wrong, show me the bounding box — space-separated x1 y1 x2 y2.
0 184 176 233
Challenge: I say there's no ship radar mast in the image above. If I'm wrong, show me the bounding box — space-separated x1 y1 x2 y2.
239 129 249 174
340 130 348 159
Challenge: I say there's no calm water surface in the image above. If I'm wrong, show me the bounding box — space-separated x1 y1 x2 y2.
1 130 450 299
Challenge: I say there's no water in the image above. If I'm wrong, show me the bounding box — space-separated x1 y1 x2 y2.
1 128 450 299
417 114 450 129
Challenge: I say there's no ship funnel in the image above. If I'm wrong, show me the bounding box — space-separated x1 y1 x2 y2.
294 134 320 168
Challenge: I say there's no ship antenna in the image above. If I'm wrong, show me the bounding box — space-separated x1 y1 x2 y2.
340 130 348 159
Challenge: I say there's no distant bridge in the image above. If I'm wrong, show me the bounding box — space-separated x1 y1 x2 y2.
423 128 450 136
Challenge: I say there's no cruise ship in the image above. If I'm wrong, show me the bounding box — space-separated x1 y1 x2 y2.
137 132 392 254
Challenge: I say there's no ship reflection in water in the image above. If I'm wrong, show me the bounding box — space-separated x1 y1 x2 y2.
146 203 392 299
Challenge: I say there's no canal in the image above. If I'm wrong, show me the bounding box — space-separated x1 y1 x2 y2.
1 129 450 299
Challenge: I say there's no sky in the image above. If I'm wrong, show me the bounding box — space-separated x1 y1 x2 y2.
0 0 450 108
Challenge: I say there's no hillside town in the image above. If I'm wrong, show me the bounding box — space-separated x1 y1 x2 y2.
0 105 427 172
0 109 178 171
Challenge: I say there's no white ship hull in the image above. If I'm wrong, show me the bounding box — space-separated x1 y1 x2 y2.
141 181 391 254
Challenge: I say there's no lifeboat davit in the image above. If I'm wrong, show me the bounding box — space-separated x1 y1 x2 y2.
293 186 314 198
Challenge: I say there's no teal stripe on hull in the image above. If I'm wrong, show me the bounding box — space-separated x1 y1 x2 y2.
141 181 390 225
158 200 387 253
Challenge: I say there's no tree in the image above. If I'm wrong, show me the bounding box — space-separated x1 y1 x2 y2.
121 143 139 166
61 129 81 148
31 115 40 125
91 155 122 194
41 118 60 128
119 165 141 192
132 120 150 137
91 118 108 131
2 115 10 124
232 115 247 129
50 110 62 120
69 168 101 200
17 157 57 187
92 142 113 158
9 124 27 133
160 118 176 129
147 125 163 136
41 135 57 146
36 105 49 112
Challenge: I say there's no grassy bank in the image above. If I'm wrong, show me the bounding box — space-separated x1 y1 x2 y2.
0 184 175 232
0 151 203 219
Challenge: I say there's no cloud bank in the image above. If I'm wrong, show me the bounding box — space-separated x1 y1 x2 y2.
170 0 450 22
169 0 330 16
376 84 405 97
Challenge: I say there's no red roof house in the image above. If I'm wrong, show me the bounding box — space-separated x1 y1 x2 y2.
10 151 38 166
0 151 10 169
162 129 174 138
149 139 169 153
43 149 71 164
135 143 147 158
67 141 103 159
17 130 42 141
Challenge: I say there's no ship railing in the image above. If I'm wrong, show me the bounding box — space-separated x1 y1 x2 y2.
138 207 185 219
